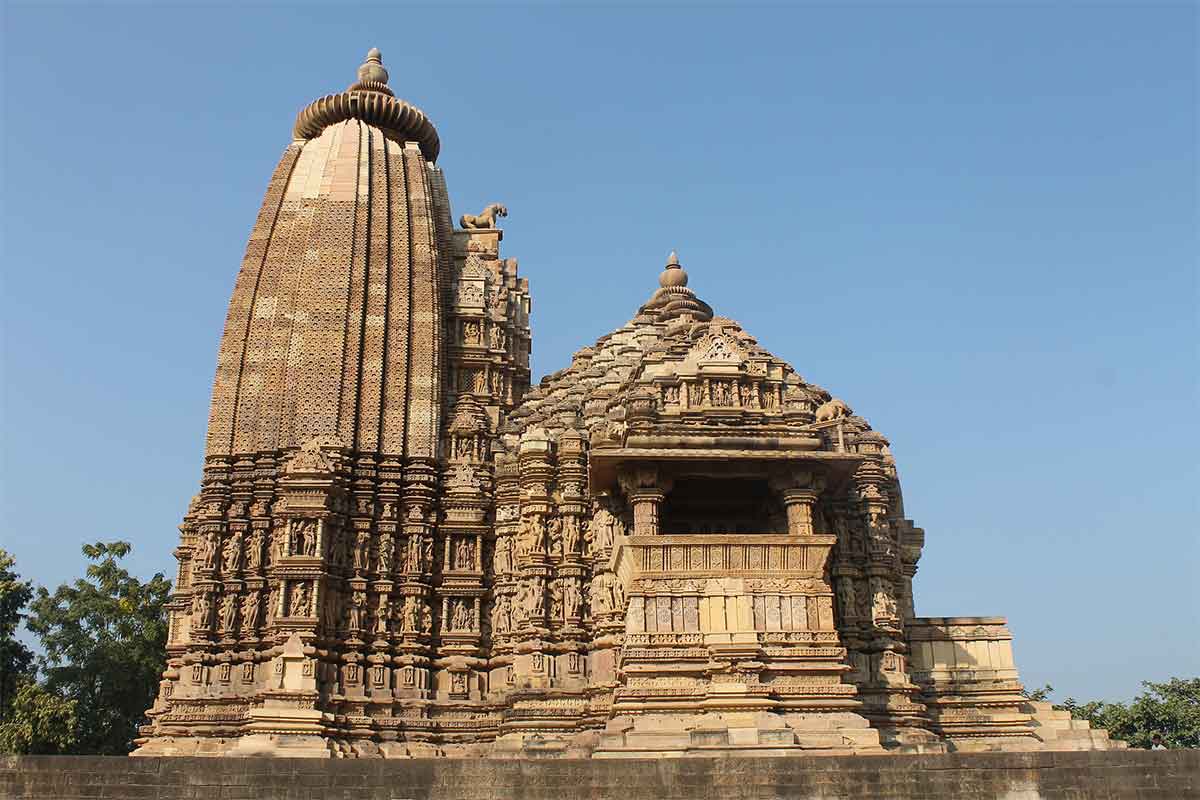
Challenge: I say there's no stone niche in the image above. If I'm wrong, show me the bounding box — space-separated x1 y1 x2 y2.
594 459 883 756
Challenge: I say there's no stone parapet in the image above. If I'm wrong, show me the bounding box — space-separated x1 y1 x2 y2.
3 751 1195 799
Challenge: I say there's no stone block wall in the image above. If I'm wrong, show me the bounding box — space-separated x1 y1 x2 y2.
2 751 1196 799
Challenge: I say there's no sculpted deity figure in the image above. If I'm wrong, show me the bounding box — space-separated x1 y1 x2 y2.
530 577 546 618
241 591 261 634
741 381 756 409
837 578 856 620
269 526 285 565
563 578 581 619
404 534 421 572
421 604 433 634
246 529 264 571
374 595 390 635
488 324 503 350
192 591 213 629
549 582 563 620
348 590 366 631
353 530 370 573
870 577 896 621
589 506 619 552
561 515 580 556
451 600 473 632
200 530 220 570
401 596 421 633
290 581 311 617
265 585 279 626
378 534 395 574
517 513 545 559
455 537 475 571
492 594 511 633
220 592 238 634
493 534 512 575
590 575 611 614
547 517 563 557
191 534 210 571
290 518 318 557
761 384 777 409
422 535 434 572
222 529 243 573
608 577 625 613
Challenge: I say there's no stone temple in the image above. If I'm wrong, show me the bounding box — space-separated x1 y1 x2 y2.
135 50 1119 758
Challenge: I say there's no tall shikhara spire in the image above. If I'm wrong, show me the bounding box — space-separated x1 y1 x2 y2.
206 48 447 460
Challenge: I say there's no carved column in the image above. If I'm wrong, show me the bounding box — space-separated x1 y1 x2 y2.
488 452 521 693
772 468 827 538
552 428 590 686
514 429 554 688
618 464 672 537
392 459 438 702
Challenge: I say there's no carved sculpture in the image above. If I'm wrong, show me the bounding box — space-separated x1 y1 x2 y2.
815 397 852 422
222 530 243 573
342 592 362 632
378 535 394 574
241 591 261 633
220 592 238 634
459 203 508 230
374 595 390 636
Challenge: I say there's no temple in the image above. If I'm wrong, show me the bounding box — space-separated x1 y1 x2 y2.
134 50 1120 758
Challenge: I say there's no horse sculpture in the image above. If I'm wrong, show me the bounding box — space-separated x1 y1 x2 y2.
459 203 508 230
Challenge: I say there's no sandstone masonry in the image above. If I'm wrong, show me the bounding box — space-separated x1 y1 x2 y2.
133 48 1124 759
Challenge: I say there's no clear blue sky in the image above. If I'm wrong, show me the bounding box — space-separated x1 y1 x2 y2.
2 3 1196 703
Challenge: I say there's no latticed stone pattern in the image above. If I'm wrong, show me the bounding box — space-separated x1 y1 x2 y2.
136 51 1122 760
206 121 444 458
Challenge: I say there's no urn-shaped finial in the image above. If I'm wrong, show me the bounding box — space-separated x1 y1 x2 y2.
659 250 688 288
357 47 389 85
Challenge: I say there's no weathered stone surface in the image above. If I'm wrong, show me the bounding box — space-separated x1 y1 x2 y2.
3 752 1197 799
133 48 1122 759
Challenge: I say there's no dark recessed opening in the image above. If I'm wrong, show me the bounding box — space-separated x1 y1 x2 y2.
659 476 787 535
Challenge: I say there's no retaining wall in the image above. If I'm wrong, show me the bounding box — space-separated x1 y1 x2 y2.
2 750 1196 800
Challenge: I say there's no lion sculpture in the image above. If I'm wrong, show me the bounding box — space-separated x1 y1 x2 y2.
815 398 852 422
459 203 508 230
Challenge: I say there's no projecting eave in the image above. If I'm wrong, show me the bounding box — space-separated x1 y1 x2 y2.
588 443 864 495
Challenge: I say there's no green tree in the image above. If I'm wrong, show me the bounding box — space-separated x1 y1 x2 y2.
1059 678 1200 749
0 549 35 721
25 541 171 754
0 681 78 754
1025 684 1053 702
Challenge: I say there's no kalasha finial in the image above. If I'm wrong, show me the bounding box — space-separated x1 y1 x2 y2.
356 47 389 86
659 250 688 288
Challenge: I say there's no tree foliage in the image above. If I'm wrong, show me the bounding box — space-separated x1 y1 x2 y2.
0 549 35 721
1059 678 1200 750
0 681 78 754
1031 678 1200 749
22 542 171 754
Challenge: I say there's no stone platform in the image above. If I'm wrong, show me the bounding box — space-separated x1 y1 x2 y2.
3 751 1195 800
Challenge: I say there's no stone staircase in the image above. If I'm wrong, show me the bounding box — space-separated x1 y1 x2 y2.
1022 700 1127 750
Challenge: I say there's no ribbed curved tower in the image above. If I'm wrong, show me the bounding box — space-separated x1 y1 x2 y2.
207 47 448 461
